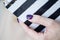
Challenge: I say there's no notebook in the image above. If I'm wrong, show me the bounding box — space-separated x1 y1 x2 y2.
4 0 60 32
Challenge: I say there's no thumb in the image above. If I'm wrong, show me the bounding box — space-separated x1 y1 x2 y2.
18 18 44 40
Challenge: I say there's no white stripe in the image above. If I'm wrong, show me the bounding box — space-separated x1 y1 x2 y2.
41 28 46 32
59 0 60 1
18 0 48 22
55 16 60 22
42 1 60 17
5 0 12 6
8 0 26 13
30 23 40 29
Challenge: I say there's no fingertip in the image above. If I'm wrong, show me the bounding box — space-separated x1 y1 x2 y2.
17 18 19 23
27 14 33 20
17 18 23 24
28 15 40 22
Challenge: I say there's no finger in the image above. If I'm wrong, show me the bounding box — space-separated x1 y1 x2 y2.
28 15 55 27
18 19 44 39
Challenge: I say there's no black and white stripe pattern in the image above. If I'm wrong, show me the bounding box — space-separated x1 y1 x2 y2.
6 0 16 8
4 0 60 32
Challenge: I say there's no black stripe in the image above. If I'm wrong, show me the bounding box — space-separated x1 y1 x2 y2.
6 0 16 8
48 8 60 19
24 20 32 26
34 25 45 32
34 0 58 15
13 0 36 17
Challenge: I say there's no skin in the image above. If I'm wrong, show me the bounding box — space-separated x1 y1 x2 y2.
1 0 60 40
19 15 60 40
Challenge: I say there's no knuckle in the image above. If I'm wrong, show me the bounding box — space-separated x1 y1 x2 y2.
49 19 55 25
44 18 55 26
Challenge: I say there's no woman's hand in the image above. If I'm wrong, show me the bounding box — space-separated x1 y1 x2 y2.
18 15 60 40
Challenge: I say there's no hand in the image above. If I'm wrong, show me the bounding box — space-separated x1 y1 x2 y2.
18 15 60 40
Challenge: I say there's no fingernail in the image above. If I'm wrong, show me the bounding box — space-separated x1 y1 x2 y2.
27 15 33 20
17 18 19 23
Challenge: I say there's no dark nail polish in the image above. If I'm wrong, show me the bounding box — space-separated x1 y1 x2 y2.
17 18 19 23
27 15 33 20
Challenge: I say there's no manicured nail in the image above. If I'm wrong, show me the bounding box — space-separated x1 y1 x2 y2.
27 15 33 20
17 18 19 23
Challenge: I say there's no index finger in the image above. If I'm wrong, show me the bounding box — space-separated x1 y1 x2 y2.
28 15 55 28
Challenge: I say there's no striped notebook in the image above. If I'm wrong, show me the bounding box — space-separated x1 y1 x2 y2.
4 0 60 32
